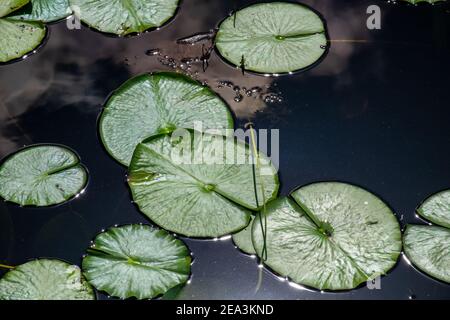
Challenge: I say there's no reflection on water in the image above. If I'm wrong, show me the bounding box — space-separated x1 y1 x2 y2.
0 0 449 299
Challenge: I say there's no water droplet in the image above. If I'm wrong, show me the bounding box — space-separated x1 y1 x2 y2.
145 48 161 56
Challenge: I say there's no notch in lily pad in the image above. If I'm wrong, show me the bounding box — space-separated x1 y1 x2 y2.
0 144 88 207
403 189 450 284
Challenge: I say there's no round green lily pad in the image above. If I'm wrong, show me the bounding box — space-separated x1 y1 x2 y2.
417 190 450 228
82 224 191 300
252 182 402 290
403 225 450 283
0 18 46 63
69 0 179 36
99 72 234 166
128 131 279 238
0 0 30 17
0 145 88 206
232 215 256 255
7 0 71 23
216 2 328 74
0 259 95 300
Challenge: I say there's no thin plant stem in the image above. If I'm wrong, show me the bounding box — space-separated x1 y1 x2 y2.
0 264 14 270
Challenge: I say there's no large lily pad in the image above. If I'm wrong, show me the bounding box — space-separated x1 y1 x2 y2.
0 0 29 17
8 0 71 23
0 145 88 206
128 131 279 238
82 224 191 300
403 225 450 283
252 182 402 290
0 259 95 300
417 190 450 228
99 72 234 166
69 0 179 36
0 18 46 63
216 2 328 74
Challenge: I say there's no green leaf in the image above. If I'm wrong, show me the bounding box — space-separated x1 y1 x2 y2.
0 0 29 17
232 215 256 255
0 18 46 63
403 225 450 284
7 0 71 23
216 2 328 74
0 145 87 206
99 72 234 166
417 190 450 228
252 182 402 290
82 224 191 300
0 259 95 300
128 131 279 238
69 0 179 36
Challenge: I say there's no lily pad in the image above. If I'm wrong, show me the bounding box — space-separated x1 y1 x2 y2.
232 215 256 255
82 224 191 299
216 2 328 74
0 259 95 300
252 182 402 290
69 0 179 36
0 0 29 17
417 190 450 228
0 145 88 206
0 18 46 63
99 72 234 166
8 0 71 23
403 225 450 283
128 131 279 238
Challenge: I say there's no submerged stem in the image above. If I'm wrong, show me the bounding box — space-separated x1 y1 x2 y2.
248 123 268 262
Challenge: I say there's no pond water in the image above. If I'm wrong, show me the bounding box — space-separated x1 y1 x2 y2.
0 0 449 299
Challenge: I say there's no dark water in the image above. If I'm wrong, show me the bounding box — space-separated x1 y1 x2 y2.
1 0 450 299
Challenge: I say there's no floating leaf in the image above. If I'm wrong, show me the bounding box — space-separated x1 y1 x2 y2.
252 182 402 290
8 0 71 23
99 72 234 166
82 225 191 300
0 145 87 206
128 131 279 237
232 215 256 255
216 2 328 74
0 259 95 300
0 0 29 17
0 18 46 63
403 225 450 283
417 190 450 228
69 0 179 36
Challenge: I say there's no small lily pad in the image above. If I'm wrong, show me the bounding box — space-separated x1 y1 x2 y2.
417 190 450 228
0 259 95 300
403 225 450 283
128 131 279 238
99 72 234 166
252 182 402 290
69 0 179 36
0 145 88 206
0 18 46 63
7 0 71 23
216 2 328 74
82 224 191 300
0 0 29 17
